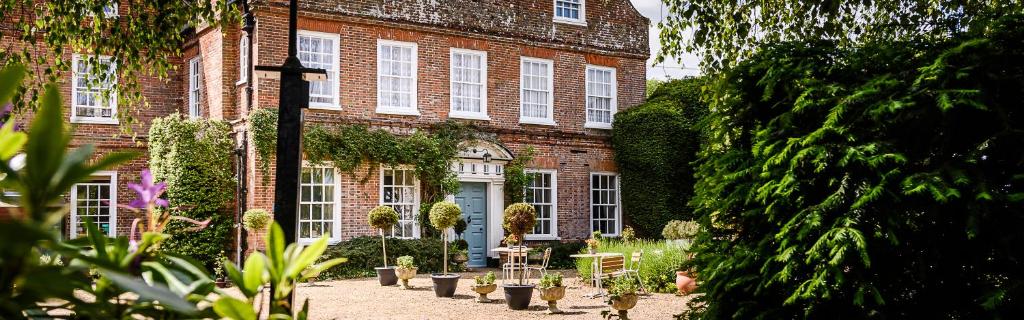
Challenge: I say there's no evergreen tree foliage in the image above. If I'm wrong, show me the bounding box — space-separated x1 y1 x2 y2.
685 15 1024 318
611 78 707 238
149 114 236 270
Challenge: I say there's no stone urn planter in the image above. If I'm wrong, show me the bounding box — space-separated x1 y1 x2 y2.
396 267 417 289
431 274 461 297
470 283 497 302
537 286 566 314
375 267 398 286
676 271 697 295
610 293 639 319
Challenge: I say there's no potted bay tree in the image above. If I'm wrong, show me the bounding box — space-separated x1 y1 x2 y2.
368 205 400 286
429 201 462 297
501 203 537 310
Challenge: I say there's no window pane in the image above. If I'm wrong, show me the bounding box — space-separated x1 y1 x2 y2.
382 168 419 238
299 167 339 242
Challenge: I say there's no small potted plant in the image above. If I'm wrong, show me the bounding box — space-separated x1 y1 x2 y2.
604 276 641 320
214 253 228 288
368 205 400 286
537 272 566 314
663 220 700 294
470 271 497 302
395 255 417 289
429 201 462 297
501 202 537 310
242 209 271 252
586 238 600 254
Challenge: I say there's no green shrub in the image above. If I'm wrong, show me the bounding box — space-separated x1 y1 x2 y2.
575 239 687 293
317 237 462 279
661 220 698 240
148 114 235 271
620 226 637 243
688 15 1024 318
474 271 496 285
532 241 586 270
611 77 707 238
241 209 271 232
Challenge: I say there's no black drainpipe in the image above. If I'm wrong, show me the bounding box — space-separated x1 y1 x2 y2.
233 0 257 262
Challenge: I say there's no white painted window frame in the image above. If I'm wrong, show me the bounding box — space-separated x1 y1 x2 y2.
519 57 556 126
298 163 343 245
589 172 622 237
584 65 617 129
70 171 118 238
380 166 421 239
376 39 420 116
449 48 489 121
297 30 342 110
188 56 203 119
553 0 586 25
524 169 559 240
237 34 249 85
71 54 118 125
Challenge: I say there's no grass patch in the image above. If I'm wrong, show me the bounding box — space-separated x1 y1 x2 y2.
574 239 688 293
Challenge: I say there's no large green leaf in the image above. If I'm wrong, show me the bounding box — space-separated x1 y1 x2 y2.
213 297 257 320
100 270 198 315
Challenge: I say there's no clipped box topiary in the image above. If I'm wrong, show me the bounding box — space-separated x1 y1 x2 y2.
501 202 537 310
428 201 462 298
368 205 400 286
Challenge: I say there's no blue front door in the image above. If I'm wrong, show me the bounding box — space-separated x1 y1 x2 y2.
455 182 487 268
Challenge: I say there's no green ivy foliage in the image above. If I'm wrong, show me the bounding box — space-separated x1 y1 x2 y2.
248 108 278 181
503 146 536 205
686 15 1024 319
149 114 236 270
611 78 708 238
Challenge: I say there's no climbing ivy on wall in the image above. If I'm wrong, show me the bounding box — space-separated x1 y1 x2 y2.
503 146 536 205
148 114 236 270
611 77 708 239
248 107 278 181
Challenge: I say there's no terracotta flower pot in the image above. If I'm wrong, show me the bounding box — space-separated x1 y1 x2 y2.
537 286 566 314
676 271 697 295
470 283 497 302
396 267 417 289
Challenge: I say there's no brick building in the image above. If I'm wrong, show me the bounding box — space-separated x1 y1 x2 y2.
4 0 648 268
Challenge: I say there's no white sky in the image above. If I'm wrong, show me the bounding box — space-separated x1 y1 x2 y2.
628 0 701 80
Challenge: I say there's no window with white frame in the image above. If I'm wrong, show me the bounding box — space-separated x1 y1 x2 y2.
525 170 557 238
188 57 202 118
381 168 419 239
298 31 340 108
554 0 584 24
377 41 418 115
71 55 117 124
590 173 620 236
238 34 249 84
450 49 488 120
299 166 341 243
520 57 554 125
585 65 616 128
70 173 117 238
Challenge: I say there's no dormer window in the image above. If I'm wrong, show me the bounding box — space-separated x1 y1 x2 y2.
554 0 585 25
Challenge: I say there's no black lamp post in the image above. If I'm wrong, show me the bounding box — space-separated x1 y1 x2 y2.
253 0 325 314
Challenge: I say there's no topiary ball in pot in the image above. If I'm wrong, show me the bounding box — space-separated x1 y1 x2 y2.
242 209 271 253
429 201 462 297
501 202 537 310
368 205 400 286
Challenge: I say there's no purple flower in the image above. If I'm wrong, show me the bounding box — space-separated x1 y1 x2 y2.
128 169 169 209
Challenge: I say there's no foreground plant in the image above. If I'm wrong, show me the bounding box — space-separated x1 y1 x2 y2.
217 223 346 319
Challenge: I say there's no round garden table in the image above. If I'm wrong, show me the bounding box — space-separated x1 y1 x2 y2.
570 252 623 298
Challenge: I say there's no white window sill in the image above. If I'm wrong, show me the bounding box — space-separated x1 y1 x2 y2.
553 18 587 27
519 118 557 126
585 122 613 130
309 104 342 111
300 239 342 246
376 107 421 116
71 117 119 125
524 235 560 241
449 112 491 121
235 79 248 86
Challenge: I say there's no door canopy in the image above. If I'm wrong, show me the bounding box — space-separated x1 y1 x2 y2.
457 140 514 163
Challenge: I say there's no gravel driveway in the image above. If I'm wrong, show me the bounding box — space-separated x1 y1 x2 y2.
285 270 692 320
